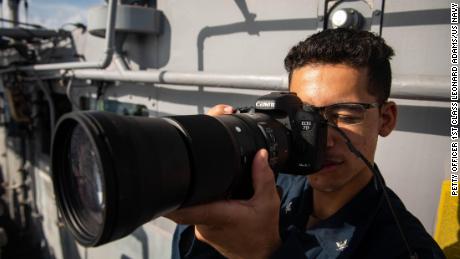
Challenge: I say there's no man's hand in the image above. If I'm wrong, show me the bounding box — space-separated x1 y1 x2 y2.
206 104 235 116
165 104 282 259
167 149 281 259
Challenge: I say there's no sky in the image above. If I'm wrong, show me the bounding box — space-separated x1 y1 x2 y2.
11 0 103 29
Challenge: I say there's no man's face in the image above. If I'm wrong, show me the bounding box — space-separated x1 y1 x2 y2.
290 63 396 193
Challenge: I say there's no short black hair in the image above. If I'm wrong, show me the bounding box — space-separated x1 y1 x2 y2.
284 28 395 103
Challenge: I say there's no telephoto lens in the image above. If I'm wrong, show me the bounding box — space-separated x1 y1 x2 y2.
51 92 327 247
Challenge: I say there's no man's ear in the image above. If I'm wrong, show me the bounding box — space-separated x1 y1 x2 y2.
379 101 397 137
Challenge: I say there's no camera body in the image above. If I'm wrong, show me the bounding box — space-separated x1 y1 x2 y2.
207 91 327 200
251 92 327 174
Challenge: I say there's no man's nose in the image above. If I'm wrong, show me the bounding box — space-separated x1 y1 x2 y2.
326 126 338 147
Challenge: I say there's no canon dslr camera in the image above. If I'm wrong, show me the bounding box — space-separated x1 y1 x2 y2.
51 92 327 246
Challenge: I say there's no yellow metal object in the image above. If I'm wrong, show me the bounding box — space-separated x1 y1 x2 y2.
435 180 460 258
4 87 31 123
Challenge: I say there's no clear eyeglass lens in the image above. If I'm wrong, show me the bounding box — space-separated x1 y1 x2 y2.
68 124 105 236
324 104 366 126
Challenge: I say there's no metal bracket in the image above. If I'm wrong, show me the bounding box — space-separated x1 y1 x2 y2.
370 0 384 35
88 4 162 38
317 0 385 35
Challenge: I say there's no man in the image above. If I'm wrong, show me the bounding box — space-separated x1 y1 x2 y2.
167 28 445 258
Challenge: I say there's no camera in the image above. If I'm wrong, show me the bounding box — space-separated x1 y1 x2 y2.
51 92 327 247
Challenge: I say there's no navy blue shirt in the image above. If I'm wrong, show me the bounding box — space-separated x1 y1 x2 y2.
172 168 445 258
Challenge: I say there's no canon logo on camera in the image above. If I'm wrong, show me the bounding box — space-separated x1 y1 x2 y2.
255 100 275 109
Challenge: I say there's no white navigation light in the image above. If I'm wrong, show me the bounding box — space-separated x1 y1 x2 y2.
330 8 363 29
332 9 348 28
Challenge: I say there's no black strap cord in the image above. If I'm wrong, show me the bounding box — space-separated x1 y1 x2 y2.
327 123 418 259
